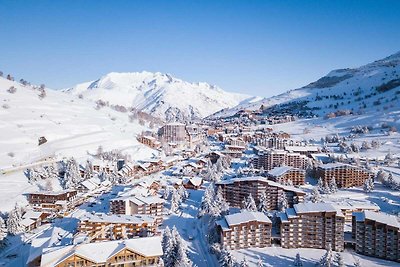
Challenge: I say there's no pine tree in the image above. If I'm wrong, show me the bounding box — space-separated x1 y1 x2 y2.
62 157 81 189
198 184 218 217
277 191 288 211
171 226 192 267
319 244 333 267
258 191 269 213
329 177 338 193
256 255 264 267
310 186 322 203
163 186 172 200
334 253 344 267
293 252 303 266
363 178 374 193
239 256 249 267
242 194 257 212
353 258 361 267
317 177 325 193
178 185 189 201
0 217 7 248
170 189 182 213
7 206 24 235
161 227 174 266
219 248 236 267
215 186 229 216
84 160 93 179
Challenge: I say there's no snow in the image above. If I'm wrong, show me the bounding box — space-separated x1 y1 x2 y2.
79 212 156 224
0 76 154 211
293 203 343 215
267 166 294 177
66 71 254 121
222 211 272 226
355 210 400 228
40 236 163 266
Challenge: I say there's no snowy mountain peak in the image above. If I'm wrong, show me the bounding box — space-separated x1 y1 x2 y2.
67 71 253 122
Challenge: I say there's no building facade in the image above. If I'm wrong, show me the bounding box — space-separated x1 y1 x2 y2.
278 203 345 251
78 213 157 241
216 211 272 250
252 149 309 171
39 236 162 267
216 176 306 211
353 211 400 262
267 166 306 186
316 163 373 188
110 195 164 224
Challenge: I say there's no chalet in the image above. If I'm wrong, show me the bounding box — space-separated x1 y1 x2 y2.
39 236 163 267
183 177 203 190
78 213 157 240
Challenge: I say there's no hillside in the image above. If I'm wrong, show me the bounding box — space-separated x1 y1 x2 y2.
0 77 154 211
213 51 400 119
66 71 256 122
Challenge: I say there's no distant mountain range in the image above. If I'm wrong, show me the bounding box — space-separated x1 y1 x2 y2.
212 51 400 119
65 71 260 122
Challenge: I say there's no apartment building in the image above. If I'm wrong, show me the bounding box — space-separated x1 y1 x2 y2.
158 122 187 143
278 203 345 251
137 135 161 149
27 190 78 212
316 163 373 188
110 195 164 224
216 176 306 211
252 149 309 171
78 213 157 241
325 199 380 223
352 211 400 262
267 166 306 186
39 236 162 267
216 211 272 250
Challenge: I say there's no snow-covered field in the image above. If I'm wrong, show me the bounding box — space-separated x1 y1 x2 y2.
0 77 154 211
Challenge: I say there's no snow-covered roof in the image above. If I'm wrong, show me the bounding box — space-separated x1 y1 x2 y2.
284 146 319 152
20 217 36 227
267 166 304 177
317 162 356 170
79 212 155 225
29 189 76 196
218 211 272 229
216 176 306 194
294 203 344 216
23 210 44 220
129 195 165 206
40 236 162 266
325 199 380 211
184 176 203 187
354 210 400 228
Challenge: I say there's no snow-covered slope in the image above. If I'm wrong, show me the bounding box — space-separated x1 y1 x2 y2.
0 77 154 211
214 51 400 118
66 72 255 122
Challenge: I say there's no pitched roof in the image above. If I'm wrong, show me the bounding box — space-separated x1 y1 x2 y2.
40 236 162 267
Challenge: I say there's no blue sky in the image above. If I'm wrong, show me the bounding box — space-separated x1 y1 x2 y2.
1 1 400 97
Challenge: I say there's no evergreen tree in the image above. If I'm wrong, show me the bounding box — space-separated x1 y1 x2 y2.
353 258 361 267
162 227 176 267
317 178 325 193
277 191 288 211
215 186 229 216
258 191 269 213
334 253 344 267
293 252 303 266
178 185 189 201
319 244 333 267
239 256 249 267
198 184 218 217
310 186 322 203
170 189 182 213
256 255 264 267
0 217 7 248
329 177 338 193
171 226 192 267
219 248 236 267
363 178 374 193
62 157 81 189
242 194 257 212
7 205 23 235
